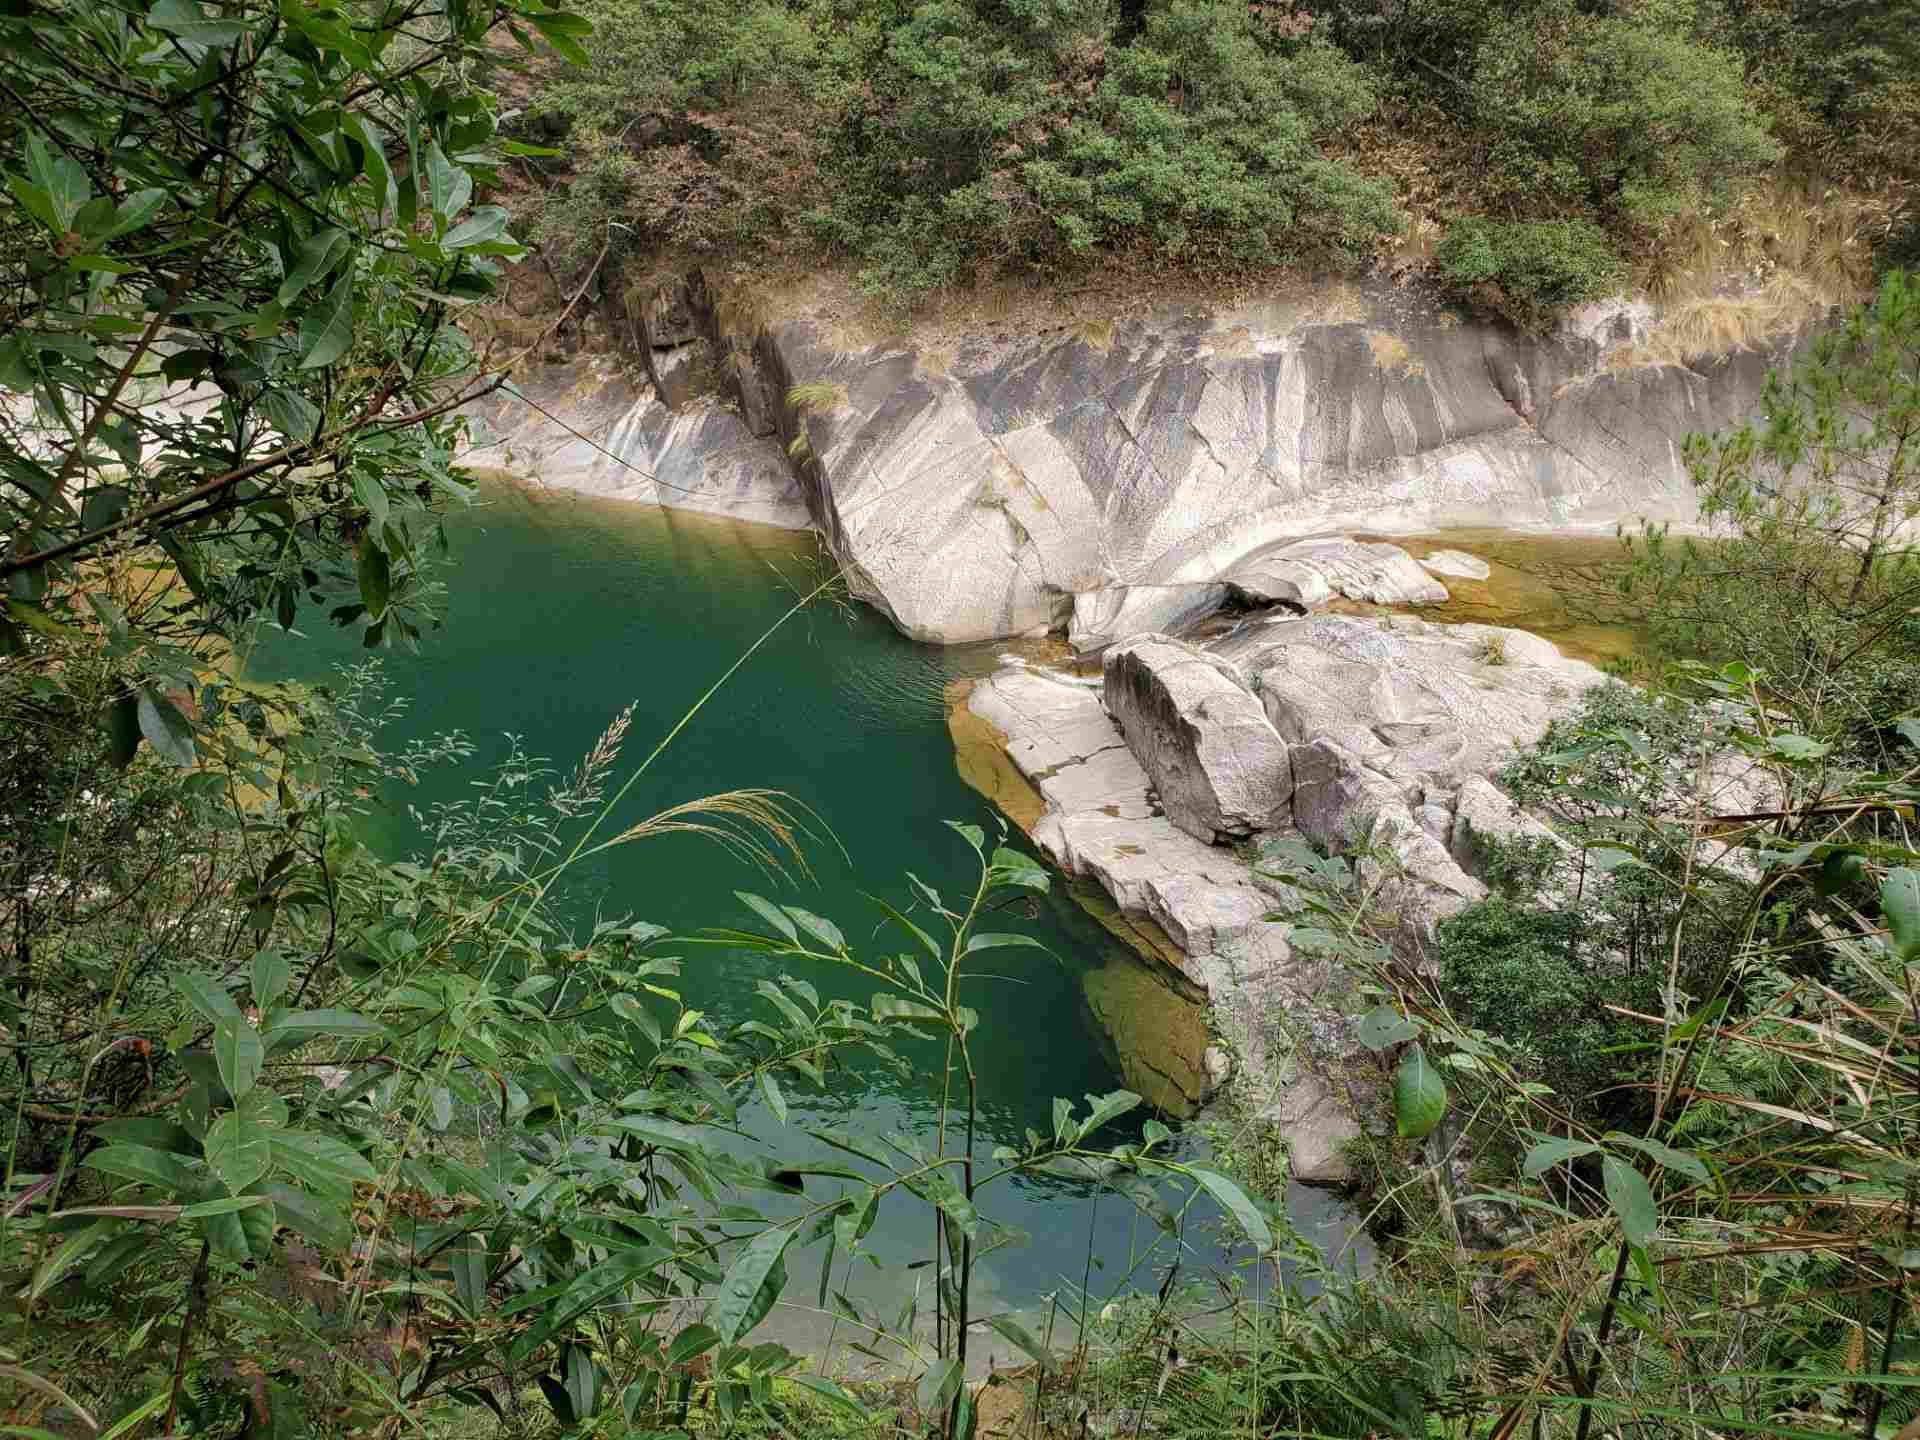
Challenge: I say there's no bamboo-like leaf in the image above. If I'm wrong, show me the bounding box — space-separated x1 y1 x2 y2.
1187 1166 1274 1252
1602 1154 1657 1249
1884 867 1920 960
712 1227 794 1343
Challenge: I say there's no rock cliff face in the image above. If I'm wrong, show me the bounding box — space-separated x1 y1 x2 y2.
964 613 1605 1183
768 299 1791 643
472 276 1802 645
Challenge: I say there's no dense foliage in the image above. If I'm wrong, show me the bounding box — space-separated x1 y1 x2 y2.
509 0 1914 319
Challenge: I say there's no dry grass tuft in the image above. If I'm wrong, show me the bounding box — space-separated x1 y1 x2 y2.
1366 330 1424 378
1076 317 1115 353
1605 273 1823 372
604 788 814 882
1639 179 1899 310
787 381 849 414
916 339 957 378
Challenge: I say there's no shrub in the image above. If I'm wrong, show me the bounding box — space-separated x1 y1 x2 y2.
1469 10 1781 224
1436 897 1651 1117
1436 217 1625 330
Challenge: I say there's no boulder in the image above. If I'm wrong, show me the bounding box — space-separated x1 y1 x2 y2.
636 273 709 351
1262 1070 1360 1187
1225 614 1607 787
1069 583 1228 654
1225 538 1448 608
766 302 1802 644
464 360 810 529
1449 775 1572 880
1289 739 1485 942
1102 638 1292 843
646 342 703 410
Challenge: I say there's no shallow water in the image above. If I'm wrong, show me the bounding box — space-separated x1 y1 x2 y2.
249 480 1371 1362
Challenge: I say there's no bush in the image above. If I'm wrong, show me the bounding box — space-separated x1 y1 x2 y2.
1436 217 1624 330
1468 9 1781 224
1436 897 1650 1117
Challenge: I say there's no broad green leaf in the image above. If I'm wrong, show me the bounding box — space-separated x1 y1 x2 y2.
871 993 944 1026
25 132 89 230
105 693 140 769
711 1227 794 1343
989 846 1049 891
259 388 319 445
357 540 391 620
136 687 195 767
297 272 354 370
91 189 168 244
1393 1043 1446 1140
609 992 661 1047
443 205 509 249
985 1313 1057 1371
1608 1134 1710 1186
1885 868 1920 961
834 1190 879 1252
250 951 292 1010
528 8 591 63
1521 1137 1600 1177
1602 1154 1657 1249
86 1143 200 1195
787 907 845 952
269 1128 375 1196
206 1090 278 1194
268 1008 386 1039
277 227 348 305
212 1016 262 1098
1767 733 1829 760
665 1323 719 1368
1076 1089 1141 1139
175 971 240 1024
1187 1166 1274 1252
148 0 248 44
200 1192 274 1261
759 1070 788 1124
259 1182 350 1251
963 932 1046 956
735 891 796 943
917 1357 962 1417
1357 1004 1420 1052
423 143 470 221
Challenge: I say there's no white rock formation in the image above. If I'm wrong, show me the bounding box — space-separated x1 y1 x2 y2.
1102 637 1293 843
967 614 1609 1185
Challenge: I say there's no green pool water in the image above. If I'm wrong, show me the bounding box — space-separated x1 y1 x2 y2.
248 479 1365 1359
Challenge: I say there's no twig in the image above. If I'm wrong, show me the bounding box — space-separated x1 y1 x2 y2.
164 1239 212 1436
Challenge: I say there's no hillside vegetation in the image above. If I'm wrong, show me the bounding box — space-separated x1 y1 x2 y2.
509 0 1919 326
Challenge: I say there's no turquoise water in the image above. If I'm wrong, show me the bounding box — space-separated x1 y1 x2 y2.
251 480 1294 1358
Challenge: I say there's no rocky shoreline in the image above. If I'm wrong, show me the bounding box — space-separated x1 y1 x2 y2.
957 594 1605 1182
469 274 1806 1183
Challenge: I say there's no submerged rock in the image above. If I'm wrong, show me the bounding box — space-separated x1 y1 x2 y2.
1419 547 1492 581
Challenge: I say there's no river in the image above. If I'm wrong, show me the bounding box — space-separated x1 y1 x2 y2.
249 478 1371 1365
